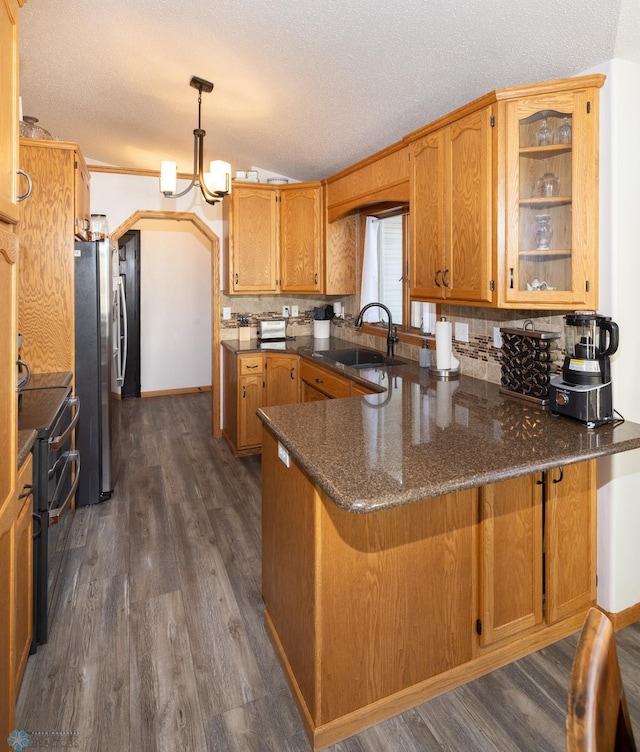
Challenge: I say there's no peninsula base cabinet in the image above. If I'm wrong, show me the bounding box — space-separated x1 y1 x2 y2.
261 428 596 750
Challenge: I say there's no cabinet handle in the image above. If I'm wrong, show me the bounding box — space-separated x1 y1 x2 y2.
315 377 324 384
246 364 258 369
442 269 450 288
290 367 295 380
509 268 514 289
434 269 442 287
235 273 239 285
242 385 247 398
314 273 318 285
552 467 564 484
17 169 32 202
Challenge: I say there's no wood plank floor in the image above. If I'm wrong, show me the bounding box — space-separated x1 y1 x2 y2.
16 392 640 751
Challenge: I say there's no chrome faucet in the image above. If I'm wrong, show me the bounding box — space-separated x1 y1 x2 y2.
354 302 399 358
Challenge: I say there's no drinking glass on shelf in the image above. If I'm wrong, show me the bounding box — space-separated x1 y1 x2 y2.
556 117 572 144
536 172 560 197
535 118 553 146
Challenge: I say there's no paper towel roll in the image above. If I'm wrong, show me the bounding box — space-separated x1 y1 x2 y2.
435 319 452 370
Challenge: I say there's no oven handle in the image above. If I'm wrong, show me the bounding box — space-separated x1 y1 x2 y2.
49 396 80 451
49 450 80 525
32 513 43 539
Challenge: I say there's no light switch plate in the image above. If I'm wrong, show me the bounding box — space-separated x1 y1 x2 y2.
291 305 299 317
454 322 469 342
222 306 231 320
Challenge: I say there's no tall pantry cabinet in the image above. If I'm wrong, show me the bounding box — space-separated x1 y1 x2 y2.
1 0 27 743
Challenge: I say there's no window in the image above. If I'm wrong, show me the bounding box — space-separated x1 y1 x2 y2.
361 211 435 337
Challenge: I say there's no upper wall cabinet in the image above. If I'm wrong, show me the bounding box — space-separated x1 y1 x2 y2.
405 74 605 310
223 181 356 296
17 139 91 373
498 86 600 308
0 0 20 225
410 107 493 303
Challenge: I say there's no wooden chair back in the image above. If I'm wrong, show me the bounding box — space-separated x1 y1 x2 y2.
567 607 637 751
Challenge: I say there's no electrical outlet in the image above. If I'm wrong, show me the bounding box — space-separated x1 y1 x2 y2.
222 306 231 320
291 305 299 317
493 327 503 348
454 322 469 343
282 305 290 318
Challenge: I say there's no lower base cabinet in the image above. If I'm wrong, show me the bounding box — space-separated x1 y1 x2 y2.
223 351 300 455
261 428 596 749
223 350 377 455
0 454 33 741
478 461 596 647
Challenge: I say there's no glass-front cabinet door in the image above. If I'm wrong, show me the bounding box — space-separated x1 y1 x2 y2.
502 87 599 308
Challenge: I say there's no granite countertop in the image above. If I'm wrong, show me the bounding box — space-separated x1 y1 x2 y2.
241 335 640 513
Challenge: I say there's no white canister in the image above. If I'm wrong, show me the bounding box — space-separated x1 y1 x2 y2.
313 320 331 339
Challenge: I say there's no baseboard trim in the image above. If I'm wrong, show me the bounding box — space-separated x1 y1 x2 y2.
265 607 588 751
605 602 640 632
141 385 212 398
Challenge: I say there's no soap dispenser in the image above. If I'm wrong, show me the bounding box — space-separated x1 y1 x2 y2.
420 339 432 368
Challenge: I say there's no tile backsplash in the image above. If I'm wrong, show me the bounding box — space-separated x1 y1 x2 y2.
220 294 567 385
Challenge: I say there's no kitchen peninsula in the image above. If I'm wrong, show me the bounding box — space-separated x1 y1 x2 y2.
250 336 640 750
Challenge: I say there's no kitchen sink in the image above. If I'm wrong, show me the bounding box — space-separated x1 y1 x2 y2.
315 348 405 369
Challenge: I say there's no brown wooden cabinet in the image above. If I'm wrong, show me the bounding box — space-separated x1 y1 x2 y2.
0 4 21 742
300 359 351 401
224 181 355 295
17 139 91 373
265 353 299 407
498 83 601 308
407 74 604 310
224 184 279 293
223 351 301 455
410 107 494 304
478 460 596 648
279 186 322 293
224 182 322 294
262 431 598 748
0 0 20 225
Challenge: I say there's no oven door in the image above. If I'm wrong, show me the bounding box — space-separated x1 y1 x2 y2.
48 395 81 524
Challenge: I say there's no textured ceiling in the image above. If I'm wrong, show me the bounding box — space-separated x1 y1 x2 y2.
18 0 637 182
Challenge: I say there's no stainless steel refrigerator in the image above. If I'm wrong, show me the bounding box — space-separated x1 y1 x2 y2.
74 239 126 505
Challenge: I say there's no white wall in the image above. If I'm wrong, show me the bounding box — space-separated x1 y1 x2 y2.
586 59 640 613
137 220 211 392
90 172 220 393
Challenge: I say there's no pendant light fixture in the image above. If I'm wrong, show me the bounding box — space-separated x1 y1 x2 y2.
160 76 231 205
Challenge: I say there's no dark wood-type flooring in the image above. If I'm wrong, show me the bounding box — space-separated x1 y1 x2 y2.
16 392 640 751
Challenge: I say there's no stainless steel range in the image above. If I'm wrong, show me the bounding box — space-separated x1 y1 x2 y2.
18 376 80 649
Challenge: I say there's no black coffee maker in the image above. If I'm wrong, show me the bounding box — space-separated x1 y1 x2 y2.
549 312 619 427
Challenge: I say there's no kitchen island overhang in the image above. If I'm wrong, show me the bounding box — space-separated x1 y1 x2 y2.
258 370 640 514
258 370 640 750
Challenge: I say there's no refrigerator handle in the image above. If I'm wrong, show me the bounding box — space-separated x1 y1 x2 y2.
117 275 128 387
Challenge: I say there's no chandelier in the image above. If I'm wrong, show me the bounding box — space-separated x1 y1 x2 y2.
160 76 231 205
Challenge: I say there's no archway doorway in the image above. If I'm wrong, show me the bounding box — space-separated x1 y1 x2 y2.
111 210 221 437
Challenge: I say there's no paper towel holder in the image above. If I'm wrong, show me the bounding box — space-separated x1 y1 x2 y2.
429 365 460 380
430 316 460 380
